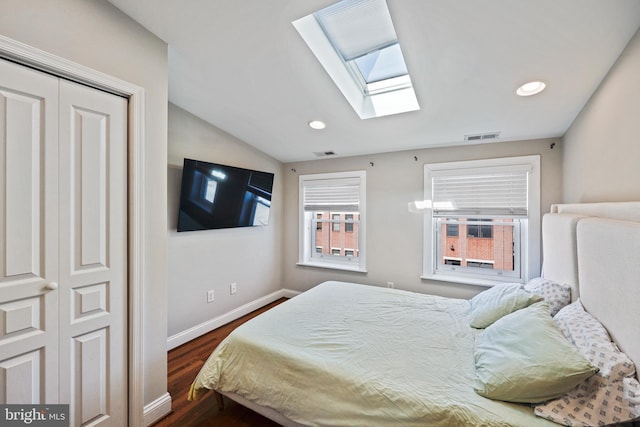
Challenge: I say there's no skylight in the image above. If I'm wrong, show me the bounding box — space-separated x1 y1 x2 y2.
293 0 419 119
351 43 408 88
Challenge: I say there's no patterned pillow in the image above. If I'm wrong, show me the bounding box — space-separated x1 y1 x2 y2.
535 300 640 425
552 300 610 350
524 277 571 317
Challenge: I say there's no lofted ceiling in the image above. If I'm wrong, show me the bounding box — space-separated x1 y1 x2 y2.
108 0 640 162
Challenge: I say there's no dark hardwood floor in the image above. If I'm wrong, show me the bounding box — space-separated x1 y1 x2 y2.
152 299 287 427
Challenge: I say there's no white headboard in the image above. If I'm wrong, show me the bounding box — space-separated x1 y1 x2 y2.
541 213 584 300
542 202 640 375
577 218 640 376
551 201 640 221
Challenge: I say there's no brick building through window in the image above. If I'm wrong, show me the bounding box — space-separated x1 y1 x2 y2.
315 212 360 257
441 219 514 271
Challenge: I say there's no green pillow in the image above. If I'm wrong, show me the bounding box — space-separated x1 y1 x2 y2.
473 302 598 403
469 283 542 328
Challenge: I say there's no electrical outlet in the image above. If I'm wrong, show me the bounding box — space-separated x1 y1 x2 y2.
230 282 237 294
207 290 215 303
386 281 395 289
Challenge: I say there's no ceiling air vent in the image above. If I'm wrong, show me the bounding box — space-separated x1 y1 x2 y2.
464 132 500 142
313 151 336 157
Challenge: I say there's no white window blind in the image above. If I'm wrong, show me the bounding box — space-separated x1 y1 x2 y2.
431 165 530 217
313 0 397 61
303 177 361 212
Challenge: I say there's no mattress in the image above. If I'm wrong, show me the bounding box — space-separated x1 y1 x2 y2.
189 281 556 426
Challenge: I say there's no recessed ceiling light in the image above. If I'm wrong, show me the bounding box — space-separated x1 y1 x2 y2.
516 81 546 97
308 120 326 130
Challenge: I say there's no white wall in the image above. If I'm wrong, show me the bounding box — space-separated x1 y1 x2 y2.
167 103 284 340
563 28 640 202
0 0 169 419
283 138 563 300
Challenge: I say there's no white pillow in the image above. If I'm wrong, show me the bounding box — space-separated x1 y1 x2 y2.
535 300 640 425
524 277 571 317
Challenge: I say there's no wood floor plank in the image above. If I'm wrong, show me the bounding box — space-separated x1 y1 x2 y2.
152 298 287 426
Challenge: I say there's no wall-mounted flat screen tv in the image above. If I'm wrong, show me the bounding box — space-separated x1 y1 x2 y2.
177 158 274 232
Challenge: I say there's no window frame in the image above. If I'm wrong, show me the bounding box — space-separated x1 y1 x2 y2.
298 170 367 272
422 156 540 286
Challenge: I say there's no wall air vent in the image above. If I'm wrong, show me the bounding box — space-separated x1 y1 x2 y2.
464 132 501 142
313 151 336 157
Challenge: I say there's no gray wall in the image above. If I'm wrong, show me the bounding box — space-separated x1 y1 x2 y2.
0 0 169 413
282 138 563 300
563 28 640 202
167 103 284 338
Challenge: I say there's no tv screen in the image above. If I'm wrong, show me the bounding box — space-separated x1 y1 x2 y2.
177 158 274 232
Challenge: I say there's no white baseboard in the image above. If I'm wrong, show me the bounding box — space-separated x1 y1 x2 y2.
143 392 172 426
167 288 300 351
282 288 301 299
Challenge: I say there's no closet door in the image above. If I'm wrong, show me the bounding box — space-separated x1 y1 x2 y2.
58 80 128 427
0 58 128 426
0 59 60 404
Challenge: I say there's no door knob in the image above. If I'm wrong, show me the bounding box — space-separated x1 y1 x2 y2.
45 282 58 290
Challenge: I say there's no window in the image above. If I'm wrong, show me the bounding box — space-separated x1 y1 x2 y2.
467 219 493 238
190 170 219 211
345 214 354 232
292 0 419 119
332 214 341 231
467 260 494 269
204 179 217 203
251 197 271 226
422 156 540 286
299 171 366 272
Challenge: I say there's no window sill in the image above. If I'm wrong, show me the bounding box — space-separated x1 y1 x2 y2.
297 261 367 273
421 273 523 288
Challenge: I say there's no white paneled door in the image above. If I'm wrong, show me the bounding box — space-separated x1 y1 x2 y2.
0 58 128 426
0 56 59 407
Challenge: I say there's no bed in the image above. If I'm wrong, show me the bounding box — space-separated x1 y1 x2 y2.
189 202 640 426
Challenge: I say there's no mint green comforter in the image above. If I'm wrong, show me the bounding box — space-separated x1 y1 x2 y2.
189 281 556 426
